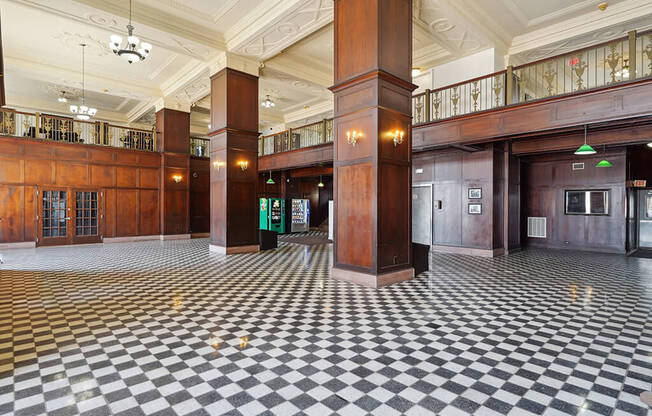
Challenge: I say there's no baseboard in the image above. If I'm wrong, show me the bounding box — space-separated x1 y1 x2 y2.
160 234 191 241
0 241 36 250
103 235 160 243
191 232 210 238
331 267 414 288
209 244 260 255
525 242 625 254
431 245 504 257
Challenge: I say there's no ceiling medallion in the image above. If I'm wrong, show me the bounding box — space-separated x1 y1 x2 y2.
109 0 152 64
69 44 98 120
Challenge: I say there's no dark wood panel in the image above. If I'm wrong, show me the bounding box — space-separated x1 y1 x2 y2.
377 162 411 270
156 108 190 154
116 166 138 188
334 0 379 83
413 78 652 149
433 182 461 246
103 187 116 238
91 164 114 188
55 162 88 186
116 189 138 236
0 185 23 243
258 143 334 172
139 190 159 235
0 156 22 183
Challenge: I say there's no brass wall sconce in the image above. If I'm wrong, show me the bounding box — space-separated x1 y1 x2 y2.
171 174 183 183
238 160 249 171
346 130 359 146
392 130 405 147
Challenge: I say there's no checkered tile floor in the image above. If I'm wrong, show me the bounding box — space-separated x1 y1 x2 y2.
1 240 650 416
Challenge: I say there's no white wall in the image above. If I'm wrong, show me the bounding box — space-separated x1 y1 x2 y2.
433 48 505 89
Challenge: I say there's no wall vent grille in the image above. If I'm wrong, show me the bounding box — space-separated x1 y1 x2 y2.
572 162 585 170
527 217 547 238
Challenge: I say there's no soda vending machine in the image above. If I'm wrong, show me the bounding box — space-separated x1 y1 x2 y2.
290 199 310 233
259 198 285 233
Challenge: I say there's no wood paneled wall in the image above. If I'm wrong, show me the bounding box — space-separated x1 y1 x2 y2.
521 150 627 253
412 146 507 253
189 156 210 233
0 136 161 243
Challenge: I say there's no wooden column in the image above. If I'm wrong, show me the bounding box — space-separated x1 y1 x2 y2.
155 108 190 238
208 68 259 254
330 0 416 287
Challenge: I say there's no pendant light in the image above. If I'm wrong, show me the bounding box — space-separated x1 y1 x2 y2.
596 145 613 167
109 0 152 63
266 171 275 185
318 175 324 187
574 125 596 155
69 44 97 120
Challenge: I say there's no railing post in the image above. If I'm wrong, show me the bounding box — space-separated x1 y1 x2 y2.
288 128 292 151
321 119 327 144
424 89 431 122
35 112 40 139
628 30 637 80
506 66 513 105
99 121 105 145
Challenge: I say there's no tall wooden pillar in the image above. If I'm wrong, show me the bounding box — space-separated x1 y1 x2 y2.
155 107 190 238
209 65 260 254
330 0 416 287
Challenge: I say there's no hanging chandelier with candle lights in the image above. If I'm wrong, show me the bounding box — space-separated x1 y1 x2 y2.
109 0 152 64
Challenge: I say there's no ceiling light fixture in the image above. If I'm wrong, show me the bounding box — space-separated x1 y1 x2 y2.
266 171 275 185
647 142 652 148
69 44 97 121
261 95 275 108
412 68 422 77
574 125 596 155
596 145 612 167
57 91 68 103
318 175 324 188
109 0 152 64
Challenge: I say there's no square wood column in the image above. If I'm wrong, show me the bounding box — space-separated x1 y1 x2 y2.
209 67 260 254
155 107 190 239
330 0 416 287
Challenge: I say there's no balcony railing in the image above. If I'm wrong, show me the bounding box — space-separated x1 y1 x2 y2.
0 107 156 151
259 118 333 156
190 137 210 157
413 29 652 124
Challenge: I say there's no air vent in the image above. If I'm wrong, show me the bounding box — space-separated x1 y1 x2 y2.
572 162 585 171
527 217 547 238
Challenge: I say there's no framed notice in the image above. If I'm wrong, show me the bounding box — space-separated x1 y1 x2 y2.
468 203 482 215
468 188 482 199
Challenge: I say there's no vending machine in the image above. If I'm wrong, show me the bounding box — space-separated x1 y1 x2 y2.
259 198 285 233
268 198 285 233
290 199 310 233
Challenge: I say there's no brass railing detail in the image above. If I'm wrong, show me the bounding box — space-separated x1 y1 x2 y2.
0 107 156 151
258 118 334 157
412 30 650 124
190 137 210 157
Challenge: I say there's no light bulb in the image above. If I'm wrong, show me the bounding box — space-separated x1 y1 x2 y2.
80 105 89 113
110 34 123 46
88 108 97 116
70 105 78 113
58 97 67 103
127 36 139 47
140 42 152 53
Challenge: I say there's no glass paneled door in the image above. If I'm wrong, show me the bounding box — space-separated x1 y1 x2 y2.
38 189 101 246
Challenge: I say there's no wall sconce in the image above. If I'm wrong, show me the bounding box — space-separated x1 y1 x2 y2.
238 160 248 171
346 130 359 146
392 130 405 147
171 174 183 183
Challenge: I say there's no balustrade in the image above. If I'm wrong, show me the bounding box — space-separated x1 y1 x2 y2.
258 118 333 157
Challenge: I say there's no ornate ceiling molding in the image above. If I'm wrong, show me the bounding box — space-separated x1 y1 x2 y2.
227 0 333 61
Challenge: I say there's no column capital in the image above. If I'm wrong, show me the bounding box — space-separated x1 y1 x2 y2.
209 52 260 78
154 97 191 113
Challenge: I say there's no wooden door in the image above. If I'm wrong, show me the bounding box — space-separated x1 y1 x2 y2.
71 190 101 244
0 185 23 243
38 189 72 246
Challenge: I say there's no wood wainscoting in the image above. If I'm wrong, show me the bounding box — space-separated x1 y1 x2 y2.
0 135 166 246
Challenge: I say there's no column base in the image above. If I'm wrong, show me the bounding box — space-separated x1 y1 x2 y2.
209 244 260 255
0 241 36 250
160 234 191 241
331 267 414 288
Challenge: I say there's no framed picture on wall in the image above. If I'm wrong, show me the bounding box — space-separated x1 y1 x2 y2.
468 188 482 199
468 203 482 215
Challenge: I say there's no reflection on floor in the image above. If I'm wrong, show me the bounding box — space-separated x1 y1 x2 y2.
0 240 650 416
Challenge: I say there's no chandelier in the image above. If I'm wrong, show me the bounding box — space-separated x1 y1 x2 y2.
261 95 275 108
69 44 97 120
109 0 152 64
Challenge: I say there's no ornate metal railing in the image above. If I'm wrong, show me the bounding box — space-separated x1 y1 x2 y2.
0 107 156 151
413 29 652 124
190 137 209 157
258 118 333 156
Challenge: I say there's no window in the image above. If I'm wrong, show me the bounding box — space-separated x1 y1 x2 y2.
565 190 609 215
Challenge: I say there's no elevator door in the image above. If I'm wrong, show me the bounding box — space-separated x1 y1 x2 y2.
412 185 432 245
639 189 652 248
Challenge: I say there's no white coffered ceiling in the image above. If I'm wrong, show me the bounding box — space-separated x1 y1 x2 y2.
2 0 651 135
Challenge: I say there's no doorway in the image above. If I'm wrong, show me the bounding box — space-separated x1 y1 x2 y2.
638 189 652 249
38 189 101 246
412 185 432 245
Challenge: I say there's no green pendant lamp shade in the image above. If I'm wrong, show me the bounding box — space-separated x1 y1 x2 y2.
266 171 275 184
574 125 597 155
595 145 612 167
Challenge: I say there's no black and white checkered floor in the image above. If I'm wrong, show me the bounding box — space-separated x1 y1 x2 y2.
1 238 650 416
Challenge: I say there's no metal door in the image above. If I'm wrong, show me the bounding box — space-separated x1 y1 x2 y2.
639 189 652 248
412 185 432 245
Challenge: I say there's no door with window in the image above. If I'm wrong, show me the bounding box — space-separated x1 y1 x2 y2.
38 189 101 246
